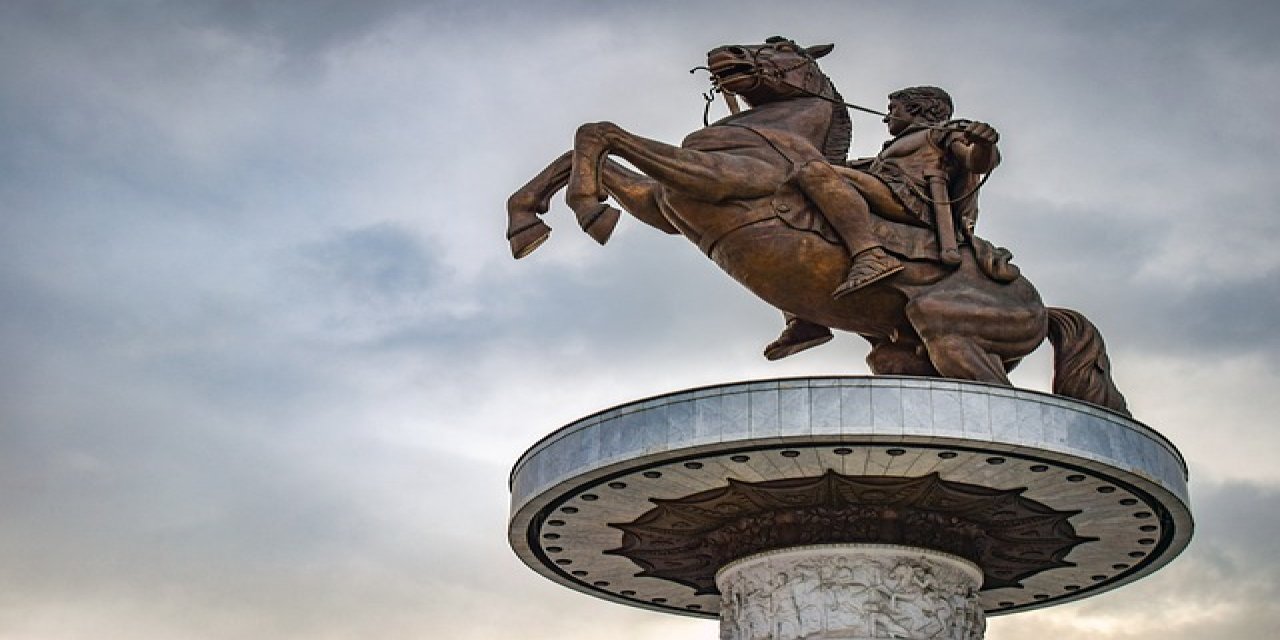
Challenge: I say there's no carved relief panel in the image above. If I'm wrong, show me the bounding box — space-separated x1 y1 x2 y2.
716 545 985 640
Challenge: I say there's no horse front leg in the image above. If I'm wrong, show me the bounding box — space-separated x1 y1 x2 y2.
508 151 572 258
509 153 675 258
599 160 679 235
567 124 623 245
567 121 783 242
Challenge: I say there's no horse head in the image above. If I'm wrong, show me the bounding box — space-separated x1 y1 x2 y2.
706 36 835 107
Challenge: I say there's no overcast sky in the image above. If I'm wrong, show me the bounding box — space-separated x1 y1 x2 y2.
1 1 1278 638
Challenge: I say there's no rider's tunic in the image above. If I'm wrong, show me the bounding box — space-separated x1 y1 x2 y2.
858 120 1017 282
863 121 981 237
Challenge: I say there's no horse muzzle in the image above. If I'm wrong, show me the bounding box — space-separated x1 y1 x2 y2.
709 63 758 94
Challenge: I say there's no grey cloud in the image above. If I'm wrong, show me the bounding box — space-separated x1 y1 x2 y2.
295 223 441 305
974 195 1280 362
981 197 1158 283
1151 272 1280 356
0 427 514 638
1192 480 1280 582
4 0 420 64
1 1 1277 639
194 0 420 53
993 478 1280 638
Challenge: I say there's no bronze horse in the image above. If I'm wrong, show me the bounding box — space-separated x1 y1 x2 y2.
506 38 1129 415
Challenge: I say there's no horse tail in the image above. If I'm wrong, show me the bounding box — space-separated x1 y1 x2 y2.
1047 307 1131 416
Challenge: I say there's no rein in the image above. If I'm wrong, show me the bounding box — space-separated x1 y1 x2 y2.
773 73 1000 205
690 46 994 206
696 46 993 206
692 49 968 135
774 76 965 135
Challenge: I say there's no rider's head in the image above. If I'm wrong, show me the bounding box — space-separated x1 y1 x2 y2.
887 86 954 124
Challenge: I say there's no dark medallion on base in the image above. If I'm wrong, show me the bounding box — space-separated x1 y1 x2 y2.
607 471 1093 594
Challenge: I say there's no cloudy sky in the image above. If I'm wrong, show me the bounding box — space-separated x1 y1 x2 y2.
1 1 1278 638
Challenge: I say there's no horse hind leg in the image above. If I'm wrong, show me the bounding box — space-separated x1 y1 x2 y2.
905 297 1016 386
918 333 1012 385
865 338 939 377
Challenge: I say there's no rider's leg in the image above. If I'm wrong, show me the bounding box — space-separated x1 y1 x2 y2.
792 161 903 298
794 161 879 254
834 166 918 225
764 312 832 361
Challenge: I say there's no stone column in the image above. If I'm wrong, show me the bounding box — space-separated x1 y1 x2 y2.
716 544 985 640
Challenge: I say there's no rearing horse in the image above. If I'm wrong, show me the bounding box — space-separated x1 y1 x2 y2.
506 37 1129 415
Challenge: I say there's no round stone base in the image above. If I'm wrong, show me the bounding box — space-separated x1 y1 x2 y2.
717 544 985 640
509 377 1192 617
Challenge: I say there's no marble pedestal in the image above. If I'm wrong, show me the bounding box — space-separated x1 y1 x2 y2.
718 545 984 640
508 377 1192 637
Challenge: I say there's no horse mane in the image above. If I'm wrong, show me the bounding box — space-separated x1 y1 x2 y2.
821 77 852 164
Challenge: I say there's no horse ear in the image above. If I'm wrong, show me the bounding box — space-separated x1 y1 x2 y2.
805 43 834 59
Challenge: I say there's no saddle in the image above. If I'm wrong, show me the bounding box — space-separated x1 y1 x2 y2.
771 184 1020 283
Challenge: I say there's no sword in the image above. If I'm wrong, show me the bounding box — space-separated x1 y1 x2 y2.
926 169 962 266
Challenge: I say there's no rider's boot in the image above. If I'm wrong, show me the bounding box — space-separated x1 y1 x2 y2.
833 247 904 299
764 318 833 361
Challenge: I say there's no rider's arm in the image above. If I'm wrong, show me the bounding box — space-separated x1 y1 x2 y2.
947 122 1001 174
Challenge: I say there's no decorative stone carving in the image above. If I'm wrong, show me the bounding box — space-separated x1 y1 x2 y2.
716 545 984 640
607 471 1091 594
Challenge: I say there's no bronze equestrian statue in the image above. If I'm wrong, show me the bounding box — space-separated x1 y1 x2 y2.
505 37 1129 415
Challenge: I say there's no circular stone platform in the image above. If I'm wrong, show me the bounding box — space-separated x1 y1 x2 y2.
508 377 1192 619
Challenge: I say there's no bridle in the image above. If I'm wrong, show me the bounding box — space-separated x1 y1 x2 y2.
690 44 824 124
690 45 994 206
693 47 969 133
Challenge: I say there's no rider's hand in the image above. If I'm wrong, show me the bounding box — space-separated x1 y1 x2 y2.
961 121 999 146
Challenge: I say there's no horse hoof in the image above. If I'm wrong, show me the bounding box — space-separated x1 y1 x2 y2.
581 203 621 245
508 219 552 259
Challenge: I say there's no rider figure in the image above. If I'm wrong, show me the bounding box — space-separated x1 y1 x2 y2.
766 86 1002 360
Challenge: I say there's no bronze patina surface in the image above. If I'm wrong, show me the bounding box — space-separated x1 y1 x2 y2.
507 37 1128 415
